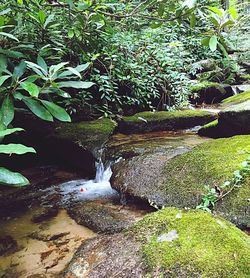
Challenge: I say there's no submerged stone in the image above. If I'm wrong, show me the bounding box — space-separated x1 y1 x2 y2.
0 235 17 256
31 207 58 223
117 110 216 134
64 208 250 278
67 201 135 234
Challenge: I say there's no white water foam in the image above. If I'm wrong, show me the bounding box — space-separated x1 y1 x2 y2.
57 160 118 205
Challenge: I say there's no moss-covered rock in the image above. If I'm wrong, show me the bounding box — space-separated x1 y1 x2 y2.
54 118 116 152
222 90 250 106
64 208 250 278
132 208 250 278
117 110 216 134
242 74 250 82
190 81 234 105
199 91 250 138
13 111 116 176
112 135 250 227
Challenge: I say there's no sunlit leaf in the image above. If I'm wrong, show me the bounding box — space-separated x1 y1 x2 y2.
0 167 29 187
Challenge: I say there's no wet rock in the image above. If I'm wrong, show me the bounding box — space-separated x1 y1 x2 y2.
111 146 191 207
199 90 250 138
112 136 250 228
64 208 250 278
116 110 216 134
0 166 81 217
63 234 146 278
67 201 136 234
29 231 70 242
0 235 17 256
31 207 58 223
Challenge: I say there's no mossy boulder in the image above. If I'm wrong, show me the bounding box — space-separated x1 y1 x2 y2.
199 91 250 138
117 110 216 134
132 208 250 278
13 111 116 176
112 135 250 227
190 81 234 105
64 208 250 278
222 90 250 106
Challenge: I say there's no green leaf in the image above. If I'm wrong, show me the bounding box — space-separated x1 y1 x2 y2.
229 7 237 20
0 32 19 41
25 61 47 76
49 62 68 76
0 167 29 187
65 67 82 78
0 54 7 70
13 61 26 78
41 100 71 122
75 63 90 73
210 15 220 27
23 98 53 122
158 3 165 16
190 14 196 28
0 75 11 86
221 20 235 30
0 48 24 59
0 128 24 137
0 143 36 155
208 6 223 17
20 81 40 97
209 35 218 52
218 42 228 58
68 29 74 38
38 10 46 24
58 81 95 89
201 37 210 47
1 95 14 126
44 14 55 29
37 56 48 74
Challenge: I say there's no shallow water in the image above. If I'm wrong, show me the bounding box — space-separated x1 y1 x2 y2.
0 129 210 277
0 209 96 277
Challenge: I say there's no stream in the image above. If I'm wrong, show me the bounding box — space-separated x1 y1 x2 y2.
0 128 209 277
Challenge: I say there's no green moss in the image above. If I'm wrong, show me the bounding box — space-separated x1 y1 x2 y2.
54 118 116 150
242 74 250 81
157 136 250 226
123 110 213 123
190 81 225 93
131 208 250 277
222 90 250 105
202 119 219 129
198 119 219 138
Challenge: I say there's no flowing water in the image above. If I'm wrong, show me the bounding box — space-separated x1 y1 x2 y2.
0 129 209 277
55 160 118 206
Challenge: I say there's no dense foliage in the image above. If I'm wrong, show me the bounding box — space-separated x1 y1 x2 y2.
0 0 249 186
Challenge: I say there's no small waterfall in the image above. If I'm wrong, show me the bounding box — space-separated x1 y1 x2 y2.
95 160 112 183
50 158 118 206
